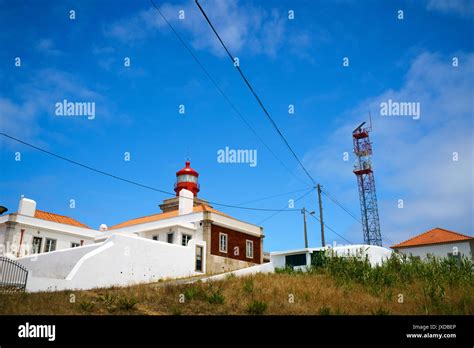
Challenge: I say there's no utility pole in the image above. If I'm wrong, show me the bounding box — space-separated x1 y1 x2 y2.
301 208 308 248
316 184 325 247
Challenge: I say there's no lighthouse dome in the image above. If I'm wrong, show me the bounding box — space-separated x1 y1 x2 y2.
174 161 200 197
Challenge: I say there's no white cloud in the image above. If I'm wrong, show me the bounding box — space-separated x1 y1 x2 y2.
36 38 62 56
303 52 474 245
104 0 312 59
0 69 107 147
424 0 474 16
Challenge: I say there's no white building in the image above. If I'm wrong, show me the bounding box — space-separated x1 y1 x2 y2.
270 244 393 269
0 161 265 291
0 197 100 258
391 227 473 261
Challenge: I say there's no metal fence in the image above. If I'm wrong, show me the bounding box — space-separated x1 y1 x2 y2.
0 256 28 293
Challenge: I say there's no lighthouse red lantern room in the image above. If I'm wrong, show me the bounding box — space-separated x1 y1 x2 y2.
174 161 200 197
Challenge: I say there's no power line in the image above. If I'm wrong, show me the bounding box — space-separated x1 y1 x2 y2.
257 188 314 225
0 132 302 213
321 188 362 224
150 0 388 240
235 187 310 206
194 0 317 186
149 1 393 246
149 1 365 239
306 212 354 245
321 188 397 246
148 0 311 188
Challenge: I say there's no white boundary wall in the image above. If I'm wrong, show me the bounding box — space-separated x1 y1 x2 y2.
16 243 102 278
197 245 393 283
200 262 275 282
270 245 393 269
18 234 206 292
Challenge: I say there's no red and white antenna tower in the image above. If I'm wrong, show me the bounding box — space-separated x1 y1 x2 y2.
352 115 382 246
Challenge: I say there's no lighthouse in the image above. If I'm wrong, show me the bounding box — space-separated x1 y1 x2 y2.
174 160 200 197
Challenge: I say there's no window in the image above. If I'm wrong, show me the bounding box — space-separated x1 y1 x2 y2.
44 238 57 252
167 233 174 244
285 253 307 267
177 174 197 183
71 242 80 248
246 240 254 259
195 245 203 272
32 237 42 254
181 234 192 246
219 233 228 253
152 235 159 241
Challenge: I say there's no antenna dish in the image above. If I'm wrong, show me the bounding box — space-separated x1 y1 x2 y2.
353 122 366 133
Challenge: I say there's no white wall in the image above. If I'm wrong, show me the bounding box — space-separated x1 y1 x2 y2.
0 224 6 246
210 213 262 237
270 245 393 268
16 243 102 278
330 245 393 266
138 225 197 246
270 251 312 269
395 241 472 260
21 234 206 292
200 262 275 282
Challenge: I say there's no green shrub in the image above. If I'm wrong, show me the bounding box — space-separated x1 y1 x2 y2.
98 293 117 306
78 300 95 312
207 290 225 305
308 250 473 291
183 286 204 301
246 300 267 315
318 306 331 315
117 297 138 311
243 278 254 294
169 305 182 315
274 265 296 274
311 251 328 268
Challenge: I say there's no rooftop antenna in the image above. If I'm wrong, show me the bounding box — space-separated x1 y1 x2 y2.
368 106 373 131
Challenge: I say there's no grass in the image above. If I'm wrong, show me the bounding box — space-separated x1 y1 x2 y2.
0 253 472 315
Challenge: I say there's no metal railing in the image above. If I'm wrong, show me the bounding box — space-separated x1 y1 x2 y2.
0 256 28 293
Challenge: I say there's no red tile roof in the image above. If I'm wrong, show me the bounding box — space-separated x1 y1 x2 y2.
391 228 473 249
33 210 90 229
109 204 229 230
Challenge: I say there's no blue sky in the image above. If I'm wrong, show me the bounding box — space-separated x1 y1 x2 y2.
0 0 473 251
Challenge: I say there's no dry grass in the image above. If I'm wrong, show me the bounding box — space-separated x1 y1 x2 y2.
1 272 472 315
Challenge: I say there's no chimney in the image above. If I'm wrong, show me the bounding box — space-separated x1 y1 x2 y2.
178 189 194 216
18 197 36 217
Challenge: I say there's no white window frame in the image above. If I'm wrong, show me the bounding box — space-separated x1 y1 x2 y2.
246 240 254 259
44 238 57 253
152 235 159 241
195 245 203 272
32 237 42 254
181 234 192 246
71 242 80 248
167 232 174 244
219 233 228 253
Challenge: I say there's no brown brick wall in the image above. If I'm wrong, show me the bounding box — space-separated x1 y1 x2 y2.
210 224 262 264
